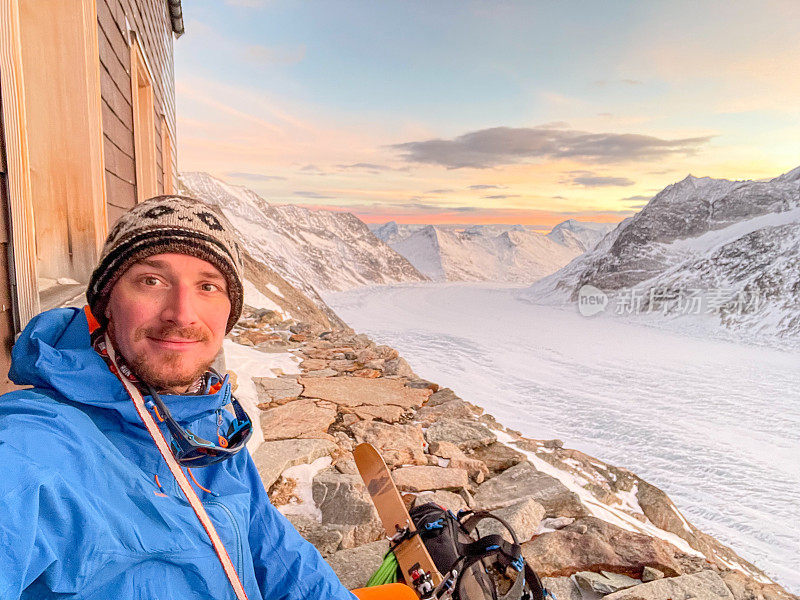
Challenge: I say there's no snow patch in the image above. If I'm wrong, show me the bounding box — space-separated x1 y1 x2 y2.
492 429 702 557
275 456 332 522
266 283 284 298
222 339 300 454
243 278 286 316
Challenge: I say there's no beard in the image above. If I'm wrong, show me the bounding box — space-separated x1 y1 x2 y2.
108 321 214 392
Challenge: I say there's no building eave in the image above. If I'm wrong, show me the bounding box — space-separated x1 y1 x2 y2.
167 0 184 38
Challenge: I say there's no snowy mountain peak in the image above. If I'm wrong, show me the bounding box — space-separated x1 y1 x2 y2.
525 165 800 341
179 172 427 295
373 220 615 283
775 165 800 183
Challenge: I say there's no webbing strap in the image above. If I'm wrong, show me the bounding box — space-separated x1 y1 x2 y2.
105 336 249 600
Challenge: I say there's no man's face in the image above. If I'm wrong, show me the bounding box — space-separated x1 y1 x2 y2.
105 253 231 393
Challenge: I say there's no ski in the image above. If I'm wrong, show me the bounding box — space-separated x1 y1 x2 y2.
354 443 444 598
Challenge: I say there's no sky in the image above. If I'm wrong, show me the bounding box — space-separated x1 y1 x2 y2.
174 0 800 228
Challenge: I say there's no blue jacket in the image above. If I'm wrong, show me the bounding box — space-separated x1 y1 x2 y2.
0 308 355 599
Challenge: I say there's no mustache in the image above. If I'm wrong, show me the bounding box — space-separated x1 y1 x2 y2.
136 325 211 343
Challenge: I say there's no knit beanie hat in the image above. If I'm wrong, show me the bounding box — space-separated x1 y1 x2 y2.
87 195 244 333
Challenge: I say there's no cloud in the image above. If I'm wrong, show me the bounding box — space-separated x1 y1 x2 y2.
299 164 328 175
468 184 507 190
391 125 712 169
294 191 334 199
425 189 455 194
226 171 287 181
338 162 389 171
483 194 521 200
621 195 651 203
562 170 636 187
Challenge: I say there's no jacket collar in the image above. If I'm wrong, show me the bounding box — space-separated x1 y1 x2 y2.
9 307 229 425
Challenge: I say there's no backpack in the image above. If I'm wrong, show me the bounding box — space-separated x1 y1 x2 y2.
408 502 546 600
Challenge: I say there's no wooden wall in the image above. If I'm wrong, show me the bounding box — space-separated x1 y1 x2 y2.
0 84 17 392
97 0 177 226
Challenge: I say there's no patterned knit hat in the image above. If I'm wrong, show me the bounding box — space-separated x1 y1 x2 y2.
87 195 244 333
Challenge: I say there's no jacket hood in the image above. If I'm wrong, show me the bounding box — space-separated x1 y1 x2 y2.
9 307 228 426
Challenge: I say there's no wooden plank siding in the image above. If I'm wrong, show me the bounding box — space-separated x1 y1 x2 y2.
98 0 177 223
0 82 18 393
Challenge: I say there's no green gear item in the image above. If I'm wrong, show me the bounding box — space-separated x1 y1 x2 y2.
366 551 401 587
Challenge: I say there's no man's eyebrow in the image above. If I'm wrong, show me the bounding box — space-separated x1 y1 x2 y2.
199 270 226 281
133 258 170 270
132 259 225 281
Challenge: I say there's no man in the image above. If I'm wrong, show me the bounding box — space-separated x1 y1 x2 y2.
0 196 356 599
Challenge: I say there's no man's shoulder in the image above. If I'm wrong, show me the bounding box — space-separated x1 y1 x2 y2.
0 387 94 434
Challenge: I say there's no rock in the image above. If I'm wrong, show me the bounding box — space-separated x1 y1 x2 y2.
253 376 302 404
325 539 390 590
405 379 439 392
312 470 383 548
636 479 700 549
334 456 359 476
603 570 734 600
252 308 283 325
392 466 470 492
543 439 564 449
473 461 585 518
236 330 284 347
541 517 575 531
352 404 407 423
428 441 488 482
352 368 382 378
521 516 685 578
300 377 430 410
302 368 338 378
355 348 378 363
641 566 664 583
541 577 582 600
312 470 378 527
286 514 342 558
341 414 359 427
718 570 795 600
573 571 641 595
412 490 469 512
375 345 399 360
332 431 355 451
383 357 415 377
289 333 307 342
470 442 525 475
480 497 545 544
253 438 337 489
349 421 427 467
290 322 312 334
300 358 328 371
426 388 459 406
329 359 359 373
260 398 337 441
415 400 479 426
425 418 497 451
363 359 385 370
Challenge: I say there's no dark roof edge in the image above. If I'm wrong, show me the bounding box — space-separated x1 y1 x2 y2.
167 0 184 37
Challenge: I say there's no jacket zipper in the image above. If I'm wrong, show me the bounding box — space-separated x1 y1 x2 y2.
205 499 243 580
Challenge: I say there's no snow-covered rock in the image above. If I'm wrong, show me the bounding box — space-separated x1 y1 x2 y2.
524 166 800 340
371 220 613 283
179 172 427 296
